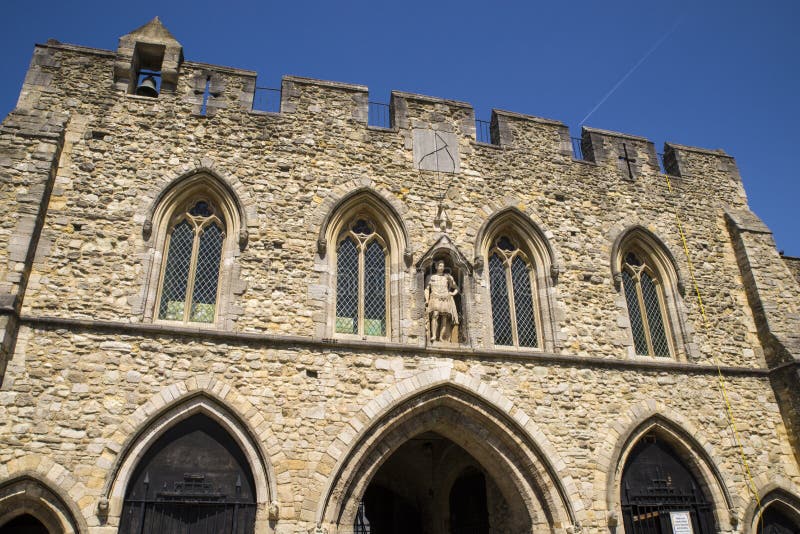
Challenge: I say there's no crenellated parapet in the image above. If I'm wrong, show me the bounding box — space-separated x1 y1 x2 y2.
10 34 751 202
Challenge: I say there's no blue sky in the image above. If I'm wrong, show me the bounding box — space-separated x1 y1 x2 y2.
2 0 798 255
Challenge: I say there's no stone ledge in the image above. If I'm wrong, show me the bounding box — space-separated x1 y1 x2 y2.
725 208 772 235
582 126 651 143
283 75 368 93
665 142 732 158
18 314 773 377
493 109 565 127
36 40 116 58
183 61 257 77
391 90 472 109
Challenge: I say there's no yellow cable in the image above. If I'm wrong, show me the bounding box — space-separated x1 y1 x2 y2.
662 173 763 530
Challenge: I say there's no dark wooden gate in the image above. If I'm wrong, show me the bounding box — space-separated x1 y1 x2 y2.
621 435 716 534
120 414 256 534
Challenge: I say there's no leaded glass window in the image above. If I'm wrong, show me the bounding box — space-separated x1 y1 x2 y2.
488 236 538 348
335 219 388 337
158 200 224 324
622 251 670 356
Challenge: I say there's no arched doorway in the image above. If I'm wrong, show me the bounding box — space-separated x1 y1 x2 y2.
0 514 50 534
0 476 83 534
756 504 800 534
621 434 716 533
353 431 515 534
119 413 256 534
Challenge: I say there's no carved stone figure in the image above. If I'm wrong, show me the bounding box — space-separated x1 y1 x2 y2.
425 260 459 342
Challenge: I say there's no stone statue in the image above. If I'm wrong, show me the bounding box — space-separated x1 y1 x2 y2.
425 260 459 342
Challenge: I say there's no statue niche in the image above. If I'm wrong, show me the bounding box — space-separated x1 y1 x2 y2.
418 236 471 345
425 260 460 343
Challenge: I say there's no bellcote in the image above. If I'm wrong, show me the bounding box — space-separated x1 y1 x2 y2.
113 17 183 97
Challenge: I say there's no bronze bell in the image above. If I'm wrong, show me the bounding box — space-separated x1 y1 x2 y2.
135 75 159 98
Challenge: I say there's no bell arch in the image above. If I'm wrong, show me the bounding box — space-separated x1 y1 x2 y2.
103 392 274 527
0 474 84 534
315 379 578 533
604 413 734 532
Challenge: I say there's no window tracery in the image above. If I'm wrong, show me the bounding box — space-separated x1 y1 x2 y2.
488 236 539 348
157 199 224 324
335 218 388 337
620 250 671 357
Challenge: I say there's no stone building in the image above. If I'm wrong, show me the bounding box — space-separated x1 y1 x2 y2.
1 17 799 534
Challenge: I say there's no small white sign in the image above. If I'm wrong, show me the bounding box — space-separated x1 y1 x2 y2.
670 511 694 534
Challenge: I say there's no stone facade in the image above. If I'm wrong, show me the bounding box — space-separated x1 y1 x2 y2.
1 18 800 534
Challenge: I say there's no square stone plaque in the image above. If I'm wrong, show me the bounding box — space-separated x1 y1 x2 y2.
413 129 460 173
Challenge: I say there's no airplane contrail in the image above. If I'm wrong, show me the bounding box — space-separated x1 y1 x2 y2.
579 18 684 126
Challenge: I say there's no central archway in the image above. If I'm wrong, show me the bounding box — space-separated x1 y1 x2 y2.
318 385 576 533
354 432 510 534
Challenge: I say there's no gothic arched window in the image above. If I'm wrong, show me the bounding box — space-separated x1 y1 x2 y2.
335 218 388 337
621 250 671 357
488 236 539 348
157 199 224 324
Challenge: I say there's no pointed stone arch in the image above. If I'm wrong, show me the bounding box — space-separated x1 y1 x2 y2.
311 180 414 341
101 379 276 528
610 225 684 295
313 368 582 533
474 206 559 279
134 164 256 328
0 472 86 534
314 182 412 265
143 164 256 250
472 205 562 351
609 225 694 360
741 478 800 534
598 404 735 531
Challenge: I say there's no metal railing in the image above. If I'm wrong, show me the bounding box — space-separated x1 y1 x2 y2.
253 87 281 113
571 137 585 160
475 120 493 144
368 102 391 128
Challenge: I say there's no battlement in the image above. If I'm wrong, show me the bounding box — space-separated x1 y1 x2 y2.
15 25 745 195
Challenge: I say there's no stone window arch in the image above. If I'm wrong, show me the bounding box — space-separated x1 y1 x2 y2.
320 190 410 341
0 476 84 534
476 209 559 351
141 171 246 329
334 218 389 337
612 227 689 359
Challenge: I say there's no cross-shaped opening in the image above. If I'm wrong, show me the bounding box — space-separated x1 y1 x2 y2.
200 76 211 116
618 143 637 180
